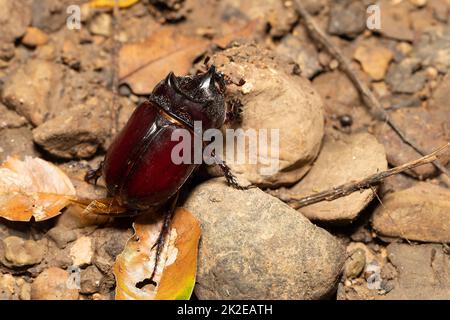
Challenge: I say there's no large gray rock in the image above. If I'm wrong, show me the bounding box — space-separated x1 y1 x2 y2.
183 178 345 300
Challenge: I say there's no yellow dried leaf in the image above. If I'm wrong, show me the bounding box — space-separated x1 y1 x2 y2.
90 0 140 9
114 208 201 300
0 157 76 221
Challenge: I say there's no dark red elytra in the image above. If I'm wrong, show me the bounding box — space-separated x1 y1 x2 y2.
102 66 227 210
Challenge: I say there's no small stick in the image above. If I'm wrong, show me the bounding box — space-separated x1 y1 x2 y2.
286 143 449 209
293 1 450 178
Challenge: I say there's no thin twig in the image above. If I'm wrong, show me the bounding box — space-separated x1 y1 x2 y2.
286 143 449 209
293 1 450 178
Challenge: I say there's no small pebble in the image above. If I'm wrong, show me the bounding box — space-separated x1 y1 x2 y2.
338 114 353 127
70 236 94 267
21 27 49 47
2 236 45 267
31 267 79 300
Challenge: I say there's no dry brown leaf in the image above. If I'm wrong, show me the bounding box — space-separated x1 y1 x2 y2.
0 157 76 221
212 19 260 48
114 208 201 300
119 21 259 95
119 27 209 95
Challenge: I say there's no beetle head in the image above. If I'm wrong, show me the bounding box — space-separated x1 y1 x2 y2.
152 66 226 129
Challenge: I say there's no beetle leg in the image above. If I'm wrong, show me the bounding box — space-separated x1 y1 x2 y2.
217 160 256 190
84 161 104 185
225 98 244 124
206 150 255 190
135 193 179 289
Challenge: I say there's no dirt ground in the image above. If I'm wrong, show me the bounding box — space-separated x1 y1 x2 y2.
0 0 449 300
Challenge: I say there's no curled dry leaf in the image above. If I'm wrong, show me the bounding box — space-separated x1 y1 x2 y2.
90 0 140 8
113 208 201 300
0 157 76 221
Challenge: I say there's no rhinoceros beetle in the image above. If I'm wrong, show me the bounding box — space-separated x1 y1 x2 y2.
84 65 249 286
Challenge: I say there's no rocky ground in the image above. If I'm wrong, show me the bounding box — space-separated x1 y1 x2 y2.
0 0 450 300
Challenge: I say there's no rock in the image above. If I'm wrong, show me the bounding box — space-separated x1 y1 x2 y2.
413 26 450 73
31 267 80 300
35 241 73 272
0 104 28 129
354 42 393 81
0 274 29 300
275 25 323 79
375 74 450 178
21 27 49 47
344 248 366 280
278 133 387 223
378 1 414 41
91 227 133 294
410 5 439 33
2 59 63 126
382 243 450 299
328 0 366 38
303 0 327 14
409 0 427 7
80 265 103 294
32 92 112 159
313 71 360 107
183 178 345 300
1 236 45 267
339 242 390 299
347 242 383 268
18 280 31 300
31 89 133 159
0 42 15 62
31 0 72 33
93 227 133 267
379 173 418 196
372 183 450 243
70 236 94 267
209 44 324 187
2 58 94 127
430 70 450 107
0 274 16 299
385 58 427 94
0 0 32 43
89 13 112 37
430 0 449 23
46 226 77 249
218 0 297 38
312 71 372 130
0 127 37 163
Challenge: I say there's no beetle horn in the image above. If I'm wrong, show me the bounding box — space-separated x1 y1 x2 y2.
199 65 217 90
165 71 180 88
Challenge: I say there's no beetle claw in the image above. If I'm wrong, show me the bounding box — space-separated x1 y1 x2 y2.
84 161 104 186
